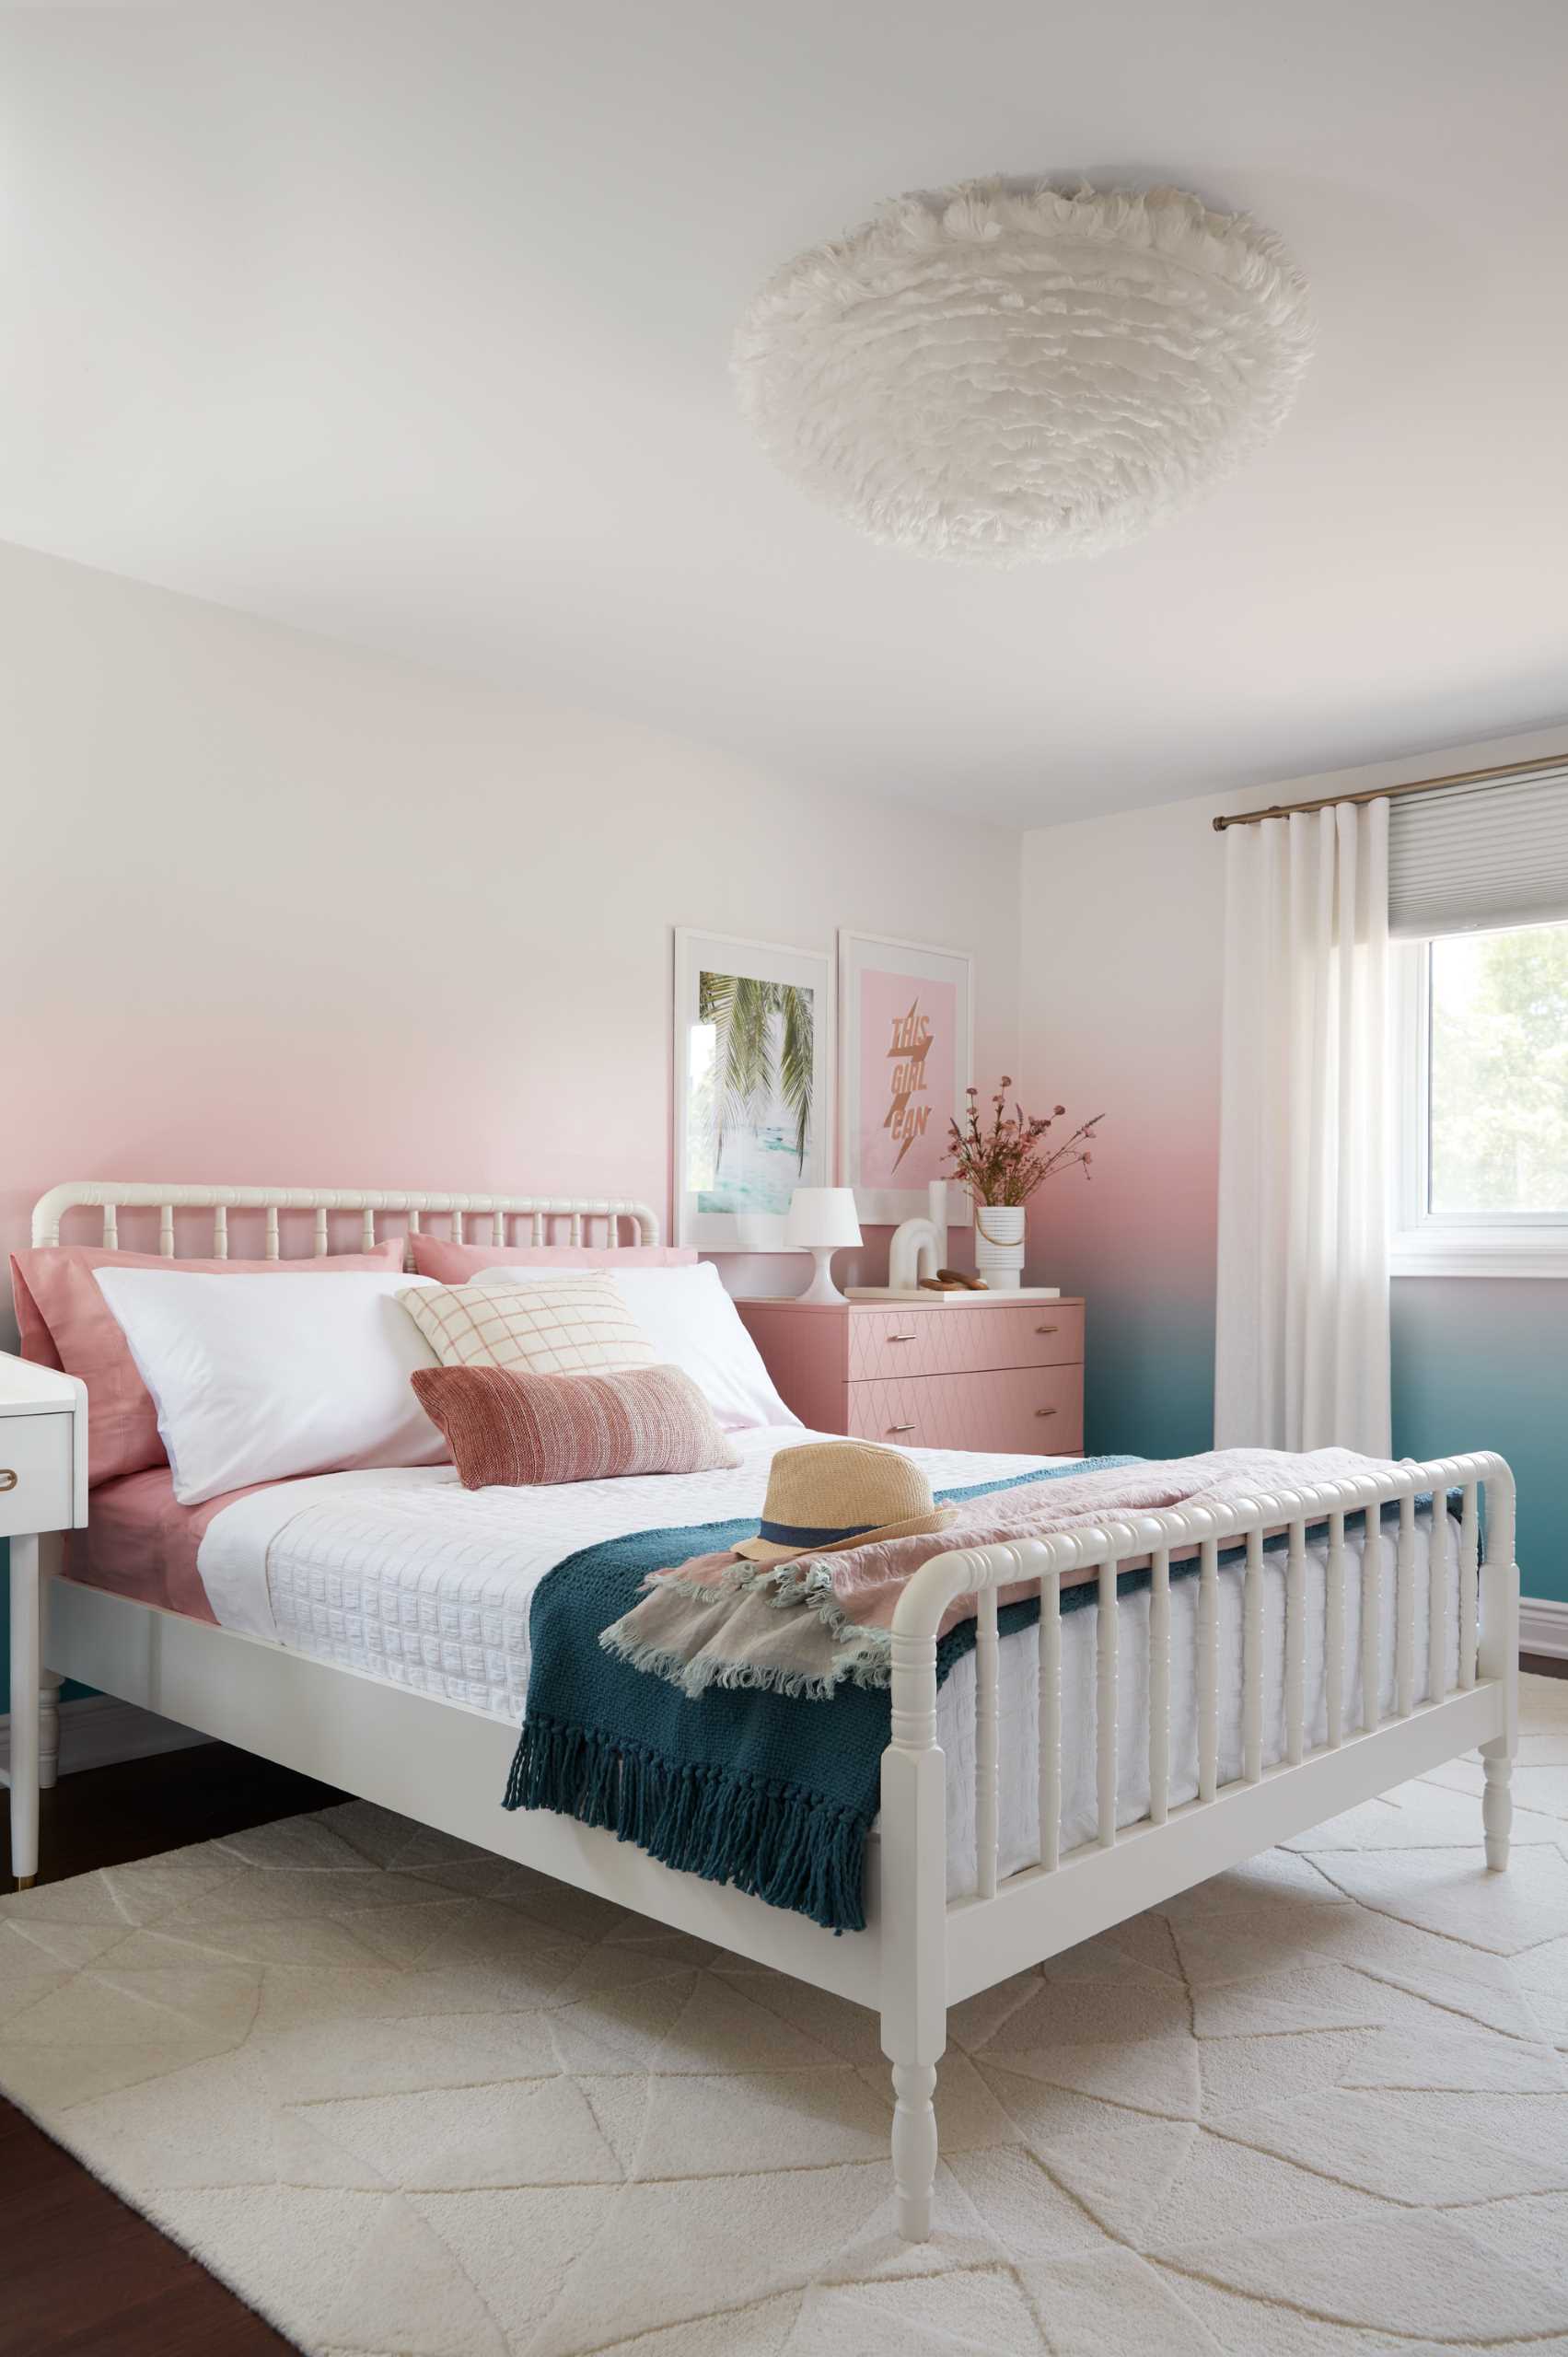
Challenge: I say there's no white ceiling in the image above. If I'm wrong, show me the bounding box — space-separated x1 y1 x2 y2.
2 0 1565 828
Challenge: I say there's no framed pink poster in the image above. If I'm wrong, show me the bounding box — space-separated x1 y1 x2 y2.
838 931 973 1225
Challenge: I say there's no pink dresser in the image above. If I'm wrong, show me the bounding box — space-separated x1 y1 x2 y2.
737 1296 1086 1457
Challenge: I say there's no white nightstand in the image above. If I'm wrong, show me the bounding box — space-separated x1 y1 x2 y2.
1 1353 87 1887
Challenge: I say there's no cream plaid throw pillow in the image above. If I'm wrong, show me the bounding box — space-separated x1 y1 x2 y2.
397 1275 656 1376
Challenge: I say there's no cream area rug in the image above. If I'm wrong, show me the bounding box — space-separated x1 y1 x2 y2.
5 1682 1568 2357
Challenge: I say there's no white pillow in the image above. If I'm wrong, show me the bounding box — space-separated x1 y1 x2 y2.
93 1269 447 1505
477 1261 799 1432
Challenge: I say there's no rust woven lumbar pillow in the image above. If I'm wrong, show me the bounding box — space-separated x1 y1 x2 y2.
410 1362 741 1490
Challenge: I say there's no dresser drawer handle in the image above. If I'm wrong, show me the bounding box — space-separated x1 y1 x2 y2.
1036 1324 1059 1335
886 1331 918 1342
886 1422 918 1434
1035 1407 1058 1419
0 1469 15 1492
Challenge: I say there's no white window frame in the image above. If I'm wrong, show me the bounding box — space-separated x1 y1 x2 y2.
1391 934 1568 1278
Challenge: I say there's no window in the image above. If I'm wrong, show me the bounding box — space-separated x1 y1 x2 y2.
1393 918 1568 1274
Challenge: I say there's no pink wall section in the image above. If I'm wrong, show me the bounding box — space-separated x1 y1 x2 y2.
0 540 1019 1328
1018 792 1226 1456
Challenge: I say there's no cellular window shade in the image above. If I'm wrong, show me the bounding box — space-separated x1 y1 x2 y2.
1388 769 1568 939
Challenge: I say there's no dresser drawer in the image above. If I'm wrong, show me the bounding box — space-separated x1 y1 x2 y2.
846 1364 1084 1457
0 1411 75 1538
847 1301 1084 1383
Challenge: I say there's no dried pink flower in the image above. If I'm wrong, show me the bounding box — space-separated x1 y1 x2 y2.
945 1082 1108 1208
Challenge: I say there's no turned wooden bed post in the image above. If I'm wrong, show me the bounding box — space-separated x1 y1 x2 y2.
879 1594 952 2242
1478 1457 1519 1871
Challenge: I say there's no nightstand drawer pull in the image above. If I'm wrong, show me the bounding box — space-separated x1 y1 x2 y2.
1036 1324 1059 1335
0 1469 16 1492
886 1331 918 1342
887 1422 918 1434
1035 1406 1058 1418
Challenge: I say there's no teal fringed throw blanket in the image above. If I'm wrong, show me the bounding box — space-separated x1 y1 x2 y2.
505 1459 1137 1934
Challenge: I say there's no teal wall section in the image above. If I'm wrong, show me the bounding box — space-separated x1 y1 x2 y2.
1082 1288 1217 1465
1078 1271 1566 1603
1391 1280 1567 1605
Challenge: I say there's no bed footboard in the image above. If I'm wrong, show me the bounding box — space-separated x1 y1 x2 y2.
877 1453 1518 2242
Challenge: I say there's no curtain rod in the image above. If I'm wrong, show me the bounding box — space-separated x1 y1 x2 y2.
1211 749 1568 832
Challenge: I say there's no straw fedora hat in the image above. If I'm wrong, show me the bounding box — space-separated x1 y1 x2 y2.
732 1439 954 1565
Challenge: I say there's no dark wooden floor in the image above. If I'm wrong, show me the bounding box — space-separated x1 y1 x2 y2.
1 1745 345 2357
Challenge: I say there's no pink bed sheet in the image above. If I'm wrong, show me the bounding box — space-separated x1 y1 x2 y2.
68 1467 280 1624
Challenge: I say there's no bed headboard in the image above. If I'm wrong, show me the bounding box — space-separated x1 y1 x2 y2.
30 1181 660 1260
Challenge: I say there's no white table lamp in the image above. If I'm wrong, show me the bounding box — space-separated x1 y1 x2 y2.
785 1187 863 1305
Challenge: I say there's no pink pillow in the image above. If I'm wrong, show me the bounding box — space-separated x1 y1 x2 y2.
10 1240 407 1488
410 1237 696 1283
410 1362 739 1490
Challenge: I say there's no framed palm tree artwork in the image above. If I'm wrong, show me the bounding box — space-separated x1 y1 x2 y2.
838 931 974 1225
674 928 834 1249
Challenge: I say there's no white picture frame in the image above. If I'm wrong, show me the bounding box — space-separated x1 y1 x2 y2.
673 927 835 1250
838 930 974 1226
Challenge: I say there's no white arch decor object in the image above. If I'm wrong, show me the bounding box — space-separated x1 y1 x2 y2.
30 1181 659 1263
734 180 1313 563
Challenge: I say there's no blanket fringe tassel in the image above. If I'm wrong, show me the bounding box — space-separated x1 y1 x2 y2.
504 1715 868 1934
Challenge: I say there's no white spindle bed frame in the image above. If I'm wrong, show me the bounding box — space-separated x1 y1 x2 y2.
9 1179 1519 2243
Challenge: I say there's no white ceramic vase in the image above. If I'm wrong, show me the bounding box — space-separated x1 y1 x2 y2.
973 1202 1026 1289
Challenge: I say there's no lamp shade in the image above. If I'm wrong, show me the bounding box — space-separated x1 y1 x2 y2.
784 1187 863 1249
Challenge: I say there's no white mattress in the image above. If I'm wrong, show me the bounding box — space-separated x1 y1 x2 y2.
196 1432 1461 1900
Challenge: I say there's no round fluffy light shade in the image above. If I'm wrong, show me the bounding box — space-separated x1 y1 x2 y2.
733 180 1313 563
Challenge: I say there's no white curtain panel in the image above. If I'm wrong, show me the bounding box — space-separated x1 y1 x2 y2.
1215 798 1392 1455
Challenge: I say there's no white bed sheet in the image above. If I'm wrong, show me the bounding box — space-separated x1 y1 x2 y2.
195 1433 1460 1899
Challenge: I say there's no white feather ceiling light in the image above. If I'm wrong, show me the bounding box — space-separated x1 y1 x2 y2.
733 180 1313 563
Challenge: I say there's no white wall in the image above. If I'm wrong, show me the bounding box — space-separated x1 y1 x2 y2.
0 538 1021 1318
1017 721 1568 1473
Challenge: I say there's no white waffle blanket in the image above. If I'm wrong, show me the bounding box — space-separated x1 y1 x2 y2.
196 1433 1459 1899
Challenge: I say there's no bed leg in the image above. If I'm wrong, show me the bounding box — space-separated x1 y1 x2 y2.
1474 1459 1519 1875
38 1671 63 1792
1477 1459 1518 1875
8 1536 41 1889
1481 1746 1513 1873
889 2061 939 2242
